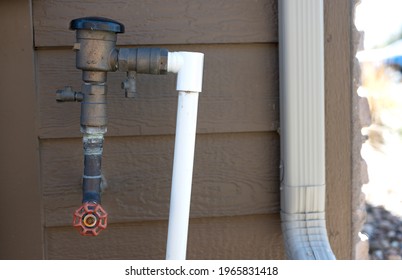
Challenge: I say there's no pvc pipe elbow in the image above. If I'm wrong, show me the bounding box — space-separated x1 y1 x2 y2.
168 52 204 92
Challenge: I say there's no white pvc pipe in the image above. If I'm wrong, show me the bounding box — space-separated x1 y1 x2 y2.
166 52 204 260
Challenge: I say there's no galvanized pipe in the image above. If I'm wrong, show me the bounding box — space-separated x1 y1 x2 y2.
82 134 104 204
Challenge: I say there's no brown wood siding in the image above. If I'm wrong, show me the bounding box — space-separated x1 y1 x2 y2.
42 132 279 227
33 0 278 47
0 0 44 259
33 0 283 260
46 214 284 259
19 0 355 259
37 44 279 139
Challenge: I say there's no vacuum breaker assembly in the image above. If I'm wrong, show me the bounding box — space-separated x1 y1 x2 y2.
56 16 204 255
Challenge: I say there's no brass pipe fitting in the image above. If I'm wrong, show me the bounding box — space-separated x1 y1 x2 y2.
56 86 84 102
80 83 107 129
118 47 168 74
83 213 98 228
71 17 123 73
57 17 173 236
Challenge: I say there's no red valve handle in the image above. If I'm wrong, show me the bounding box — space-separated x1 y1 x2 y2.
73 202 108 236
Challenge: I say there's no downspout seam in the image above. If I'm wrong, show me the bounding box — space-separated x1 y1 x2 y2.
279 0 336 260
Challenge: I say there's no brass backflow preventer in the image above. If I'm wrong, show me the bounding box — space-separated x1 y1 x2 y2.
57 17 169 236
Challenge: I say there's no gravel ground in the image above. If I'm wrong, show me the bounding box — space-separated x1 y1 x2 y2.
363 203 402 260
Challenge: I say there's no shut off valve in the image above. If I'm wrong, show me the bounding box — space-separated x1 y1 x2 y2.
56 17 169 236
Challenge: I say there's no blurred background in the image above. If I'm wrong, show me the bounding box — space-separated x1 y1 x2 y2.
356 0 402 260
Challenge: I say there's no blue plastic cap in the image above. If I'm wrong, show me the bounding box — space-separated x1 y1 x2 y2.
70 17 125 33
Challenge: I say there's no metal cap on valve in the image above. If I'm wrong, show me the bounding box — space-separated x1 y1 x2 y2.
70 17 125 33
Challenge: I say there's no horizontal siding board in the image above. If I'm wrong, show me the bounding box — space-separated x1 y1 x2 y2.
38 44 279 139
41 132 280 227
46 214 284 259
33 0 278 47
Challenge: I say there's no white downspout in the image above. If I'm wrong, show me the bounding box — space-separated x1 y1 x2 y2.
279 0 336 259
165 52 204 260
